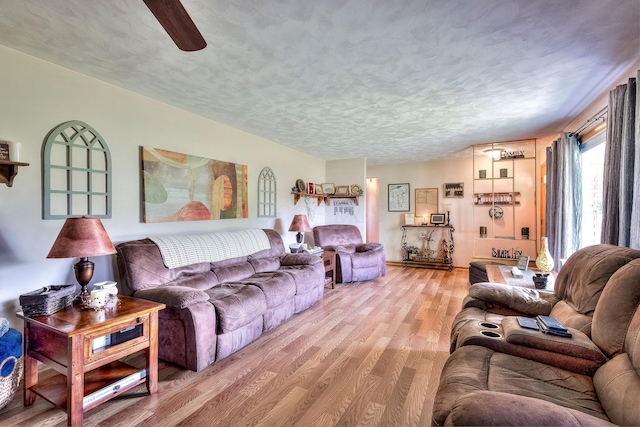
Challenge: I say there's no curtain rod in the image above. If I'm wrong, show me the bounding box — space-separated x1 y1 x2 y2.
572 106 608 136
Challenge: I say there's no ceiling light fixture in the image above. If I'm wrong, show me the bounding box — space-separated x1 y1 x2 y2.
483 148 503 160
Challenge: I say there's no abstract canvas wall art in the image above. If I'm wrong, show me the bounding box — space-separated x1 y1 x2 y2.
141 147 248 223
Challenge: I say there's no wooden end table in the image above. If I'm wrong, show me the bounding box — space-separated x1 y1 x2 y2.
18 295 165 426
322 251 337 288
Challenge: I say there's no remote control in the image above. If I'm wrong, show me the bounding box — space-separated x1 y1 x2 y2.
511 266 524 278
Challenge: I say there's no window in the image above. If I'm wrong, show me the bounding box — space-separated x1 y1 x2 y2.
257 167 276 217
43 120 112 219
580 132 606 248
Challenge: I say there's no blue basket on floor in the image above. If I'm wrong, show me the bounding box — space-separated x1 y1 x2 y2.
0 328 23 411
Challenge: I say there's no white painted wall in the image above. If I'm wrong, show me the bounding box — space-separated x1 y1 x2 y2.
0 46 325 326
368 157 475 267
323 158 366 239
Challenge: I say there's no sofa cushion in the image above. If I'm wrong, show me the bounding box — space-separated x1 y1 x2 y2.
248 256 281 273
356 243 383 252
432 345 608 426
280 264 324 295
554 244 640 317
591 259 640 359
549 300 593 335
116 238 216 293
134 286 210 309
240 272 296 308
468 282 557 315
281 253 322 267
593 354 640 426
322 244 356 254
313 224 364 246
351 252 381 269
211 260 255 283
205 284 267 334
444 391 616 427
249 229 286 259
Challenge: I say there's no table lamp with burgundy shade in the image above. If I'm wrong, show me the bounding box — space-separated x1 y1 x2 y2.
288 214 312 244
47 216 117 309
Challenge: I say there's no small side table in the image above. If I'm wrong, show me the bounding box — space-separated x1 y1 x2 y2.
322 251 337 289
17 295 165 427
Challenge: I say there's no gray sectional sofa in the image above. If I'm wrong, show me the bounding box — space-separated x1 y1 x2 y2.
116 229 325 371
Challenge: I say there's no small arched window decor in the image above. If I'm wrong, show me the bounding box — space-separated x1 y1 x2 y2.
43 120 112 219
257 166 277 218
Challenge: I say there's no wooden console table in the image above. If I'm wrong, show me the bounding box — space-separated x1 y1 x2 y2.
18 295 165 426
401 224 455 271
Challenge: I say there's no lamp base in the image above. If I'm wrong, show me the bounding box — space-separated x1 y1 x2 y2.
74 257 95 310
76 285 92 309
296 232 303 244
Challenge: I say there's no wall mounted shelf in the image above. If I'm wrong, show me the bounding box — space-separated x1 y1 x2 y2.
472 140 537 262
292 192 359 206
474 192 521 205
0 160 29 187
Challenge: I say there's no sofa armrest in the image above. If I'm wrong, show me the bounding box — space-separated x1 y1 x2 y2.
502 317 606 363
356 243 383 252
468 282 559 316
320 244 356 253
281 253 322 266
460 295 535 316
134 286 210 309
443 391 615 426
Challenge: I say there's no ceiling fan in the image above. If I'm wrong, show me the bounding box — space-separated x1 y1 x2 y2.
143 0 207 51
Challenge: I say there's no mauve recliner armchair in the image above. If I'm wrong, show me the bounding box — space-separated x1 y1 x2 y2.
312 224 386 283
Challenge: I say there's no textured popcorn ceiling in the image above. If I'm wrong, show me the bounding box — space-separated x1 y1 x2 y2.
0 0 638 165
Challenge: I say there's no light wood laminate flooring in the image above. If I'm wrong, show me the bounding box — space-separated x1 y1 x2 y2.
1 265 469 426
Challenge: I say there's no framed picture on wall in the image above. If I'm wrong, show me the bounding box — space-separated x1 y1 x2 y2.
321 183 335 195
388 183 410 212
335 185 350 195
444 182 464 198
415 187 438 223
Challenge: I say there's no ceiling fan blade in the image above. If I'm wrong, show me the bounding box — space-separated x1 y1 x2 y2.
143 0 207 51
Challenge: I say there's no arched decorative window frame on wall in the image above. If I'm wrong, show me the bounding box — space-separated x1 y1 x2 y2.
257 166 277 218
42 120 112 219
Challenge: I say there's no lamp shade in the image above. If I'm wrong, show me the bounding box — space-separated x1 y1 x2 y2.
288 214 311 232
47 217 116 259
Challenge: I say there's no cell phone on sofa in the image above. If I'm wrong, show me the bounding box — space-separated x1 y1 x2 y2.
517 316 540 331
536 315 572 337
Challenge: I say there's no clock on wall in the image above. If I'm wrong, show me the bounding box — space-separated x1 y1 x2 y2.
489 206 504 219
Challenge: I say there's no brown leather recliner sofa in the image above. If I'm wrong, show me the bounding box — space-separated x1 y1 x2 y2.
433 245 640 426
450 244 640 353
116 229 324 371
312 224 386 283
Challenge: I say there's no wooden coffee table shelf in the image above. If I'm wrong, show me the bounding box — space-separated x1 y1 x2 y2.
18 295 164 426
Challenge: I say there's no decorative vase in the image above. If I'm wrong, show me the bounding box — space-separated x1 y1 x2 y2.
536 237 554 272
